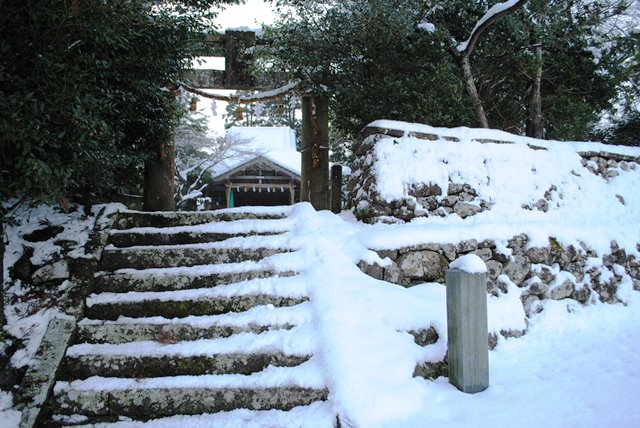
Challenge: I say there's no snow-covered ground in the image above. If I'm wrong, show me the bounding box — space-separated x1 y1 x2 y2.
2 122 640 426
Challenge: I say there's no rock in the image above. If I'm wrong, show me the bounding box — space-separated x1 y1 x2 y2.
32 260 70 284
448 182 465 195
417 196 439 211
23 225 65 242
522 295 543 317
488 333 499 351
501 255 531 286
526 247 552 265
409 183 442 198
472 248 493 262
548 278 575 300
462 184 477 196
10 246 36 282
491 249 511 264
478 240 496 249
410 327 439 347
442 195 458 207
440 244 457 261
485 260 503 280
458 192 476 202
536 265 555 283
486 280 500 297
371 203 392 216
69 257 98 280
602 253 615 268
357 260 384 280
534 199 548 212
457 239 478 254
566 262 585 282
454 202 482 218
549 238 575 267
525 276 549 296
571 285 591 304
376 249 398 261
383 262 403 285
508 234 529 251
591 276 618 303
397 250 448 283
496 276 511 293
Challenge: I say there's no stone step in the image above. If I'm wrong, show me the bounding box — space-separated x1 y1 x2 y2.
108 230 283 248
60 352 310 380
114 210 287 230
75 320 295 345
100 245 290 271
94 266 296 293
48 402 335 427
52 384 329 421
85 295 307 320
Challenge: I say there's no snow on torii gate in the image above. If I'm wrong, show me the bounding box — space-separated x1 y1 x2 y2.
182 30 330 212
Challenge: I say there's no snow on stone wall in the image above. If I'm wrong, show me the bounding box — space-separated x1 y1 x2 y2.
350 120 640 339
347 120 640 224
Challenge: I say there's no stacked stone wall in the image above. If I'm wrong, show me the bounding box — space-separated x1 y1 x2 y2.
347 130 639 223
359 236 640 319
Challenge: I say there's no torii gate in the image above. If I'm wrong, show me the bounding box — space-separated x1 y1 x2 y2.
145 30 329 212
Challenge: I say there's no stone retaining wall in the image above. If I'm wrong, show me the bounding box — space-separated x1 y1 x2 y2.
359 235 640 319
347 127 639 223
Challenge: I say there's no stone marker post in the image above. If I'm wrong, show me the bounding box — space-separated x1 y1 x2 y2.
446 268 489 393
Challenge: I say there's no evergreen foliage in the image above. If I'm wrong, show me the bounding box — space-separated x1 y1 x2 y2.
0 0 243 207
263 0 637 141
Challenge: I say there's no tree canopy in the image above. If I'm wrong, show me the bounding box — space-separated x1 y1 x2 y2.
0 0 243 208
260 0 637 141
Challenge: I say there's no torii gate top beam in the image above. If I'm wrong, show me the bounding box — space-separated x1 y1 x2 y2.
185 30 269 90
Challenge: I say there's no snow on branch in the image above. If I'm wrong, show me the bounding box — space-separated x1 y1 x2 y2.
458 0 528 56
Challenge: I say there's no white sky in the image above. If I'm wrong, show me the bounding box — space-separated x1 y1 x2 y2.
213 0 277 30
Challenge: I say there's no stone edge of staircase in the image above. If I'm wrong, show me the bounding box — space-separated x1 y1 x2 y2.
16 207 119 428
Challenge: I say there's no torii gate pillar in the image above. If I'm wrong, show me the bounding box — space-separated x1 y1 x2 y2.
301 95 330 211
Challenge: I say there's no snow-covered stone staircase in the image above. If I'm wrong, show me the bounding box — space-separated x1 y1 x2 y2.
40 209 332 427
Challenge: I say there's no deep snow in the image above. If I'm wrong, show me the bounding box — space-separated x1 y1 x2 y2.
2 122 640 426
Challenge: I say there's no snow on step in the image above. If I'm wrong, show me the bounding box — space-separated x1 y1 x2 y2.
109 230 286 248
114 207 290 229
75 320 293 345
77 302 312 344
62 401 335 428
63 325 316 380
85 275 309 320
100 236 294 271
94 260 297 293
54 359 325 393
66 325 316 359
52 362 328 419
88 275 309 306
84 295 306 321
109 217 293 248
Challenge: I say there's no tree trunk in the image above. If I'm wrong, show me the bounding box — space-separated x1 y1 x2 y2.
1 220 5 327
143 134 176 211
527 45 544 139
301 95 330 211
461 55 489 128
